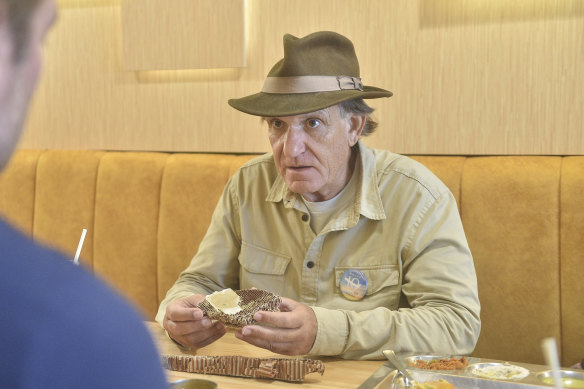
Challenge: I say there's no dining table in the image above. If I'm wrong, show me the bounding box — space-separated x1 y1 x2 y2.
146 321 392 388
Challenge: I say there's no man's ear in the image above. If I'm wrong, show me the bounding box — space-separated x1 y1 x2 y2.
347 114 366 147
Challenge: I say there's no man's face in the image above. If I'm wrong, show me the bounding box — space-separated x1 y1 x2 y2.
266 105 364 202
0 0 57 169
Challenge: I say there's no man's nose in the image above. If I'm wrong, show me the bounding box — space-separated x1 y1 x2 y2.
283 126 306 158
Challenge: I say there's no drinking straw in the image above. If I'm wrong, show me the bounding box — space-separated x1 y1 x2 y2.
73 229 87 265
541 337 562 389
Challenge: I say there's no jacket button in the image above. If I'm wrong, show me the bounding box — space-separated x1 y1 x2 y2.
302 214 309 222
306 261 315 269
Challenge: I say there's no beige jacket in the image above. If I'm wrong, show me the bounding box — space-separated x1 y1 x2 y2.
156 141 481 360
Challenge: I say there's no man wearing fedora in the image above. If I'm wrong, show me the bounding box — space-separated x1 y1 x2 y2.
157 31 481 360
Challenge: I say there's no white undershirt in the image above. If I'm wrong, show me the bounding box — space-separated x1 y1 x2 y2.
302 158 359 234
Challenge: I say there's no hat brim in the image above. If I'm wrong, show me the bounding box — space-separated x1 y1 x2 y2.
228 86 392 117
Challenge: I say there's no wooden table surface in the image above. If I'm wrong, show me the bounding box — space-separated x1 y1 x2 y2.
146 322 390 388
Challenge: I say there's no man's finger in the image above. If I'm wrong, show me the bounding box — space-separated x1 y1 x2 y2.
238 324 296 343
278 297 297 312
165 294 206 321
253 311 286 328
165 316 211 336
254 308 302 329
195 322 227 348
174 321 226 349
166 306 204 321
235 328 297 355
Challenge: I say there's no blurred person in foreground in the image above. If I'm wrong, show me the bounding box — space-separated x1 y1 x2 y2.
158 31 481 360
0 0 168 386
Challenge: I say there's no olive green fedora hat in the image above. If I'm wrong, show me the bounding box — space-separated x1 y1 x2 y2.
228 31 392 117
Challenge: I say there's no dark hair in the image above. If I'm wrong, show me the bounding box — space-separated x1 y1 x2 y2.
338 98 378 137
2 0 42 62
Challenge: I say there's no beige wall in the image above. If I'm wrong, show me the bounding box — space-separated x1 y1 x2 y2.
19 0 584 155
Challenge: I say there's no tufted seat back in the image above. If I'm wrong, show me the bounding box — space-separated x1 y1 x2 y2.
0 150 582 366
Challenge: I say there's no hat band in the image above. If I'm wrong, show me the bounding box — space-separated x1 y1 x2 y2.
261 75 363 94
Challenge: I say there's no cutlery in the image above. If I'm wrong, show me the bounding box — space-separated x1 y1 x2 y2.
383 349 414 387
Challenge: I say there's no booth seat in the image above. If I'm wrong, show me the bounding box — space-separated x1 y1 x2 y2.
0 149 582 367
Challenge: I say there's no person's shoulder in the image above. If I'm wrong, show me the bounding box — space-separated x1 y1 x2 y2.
0 219 65 265
0 219 167 387
238 152 275 171
43 269 168 387
0 220 82 292
228 153 278 185
370 148 450 200
0 219 146 338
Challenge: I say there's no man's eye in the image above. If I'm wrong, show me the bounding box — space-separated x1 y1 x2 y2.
270 120 284 129
307 119 321 128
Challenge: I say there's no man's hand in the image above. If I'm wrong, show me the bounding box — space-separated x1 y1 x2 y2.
234 297 317 355
162 294 226 349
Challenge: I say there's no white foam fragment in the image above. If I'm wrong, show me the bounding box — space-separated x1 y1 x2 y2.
206 288 242 315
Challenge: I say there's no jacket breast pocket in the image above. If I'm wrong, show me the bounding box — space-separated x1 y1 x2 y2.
335 264 401 309
238 242 291 295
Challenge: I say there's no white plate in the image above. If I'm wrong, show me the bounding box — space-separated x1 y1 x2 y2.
467 362 530 380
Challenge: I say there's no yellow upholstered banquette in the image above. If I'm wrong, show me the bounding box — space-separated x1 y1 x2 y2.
0 150 582 367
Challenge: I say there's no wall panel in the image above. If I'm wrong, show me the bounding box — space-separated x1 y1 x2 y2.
121 0 245 70
20 0 584 154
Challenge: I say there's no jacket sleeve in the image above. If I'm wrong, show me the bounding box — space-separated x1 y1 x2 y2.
308 192 481 360
156 179 242 325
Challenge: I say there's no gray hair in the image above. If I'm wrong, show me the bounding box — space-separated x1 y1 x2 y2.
338 98 378 137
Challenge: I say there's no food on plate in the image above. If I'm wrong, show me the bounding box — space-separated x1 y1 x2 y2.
198 288 281 327
468 363 530 380
413 380 456 389
409 356 468 370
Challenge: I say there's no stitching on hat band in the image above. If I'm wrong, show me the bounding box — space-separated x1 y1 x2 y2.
261 76 363 94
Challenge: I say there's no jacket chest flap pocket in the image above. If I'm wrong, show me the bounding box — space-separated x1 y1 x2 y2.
335 265 401 309
238 242 291 295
